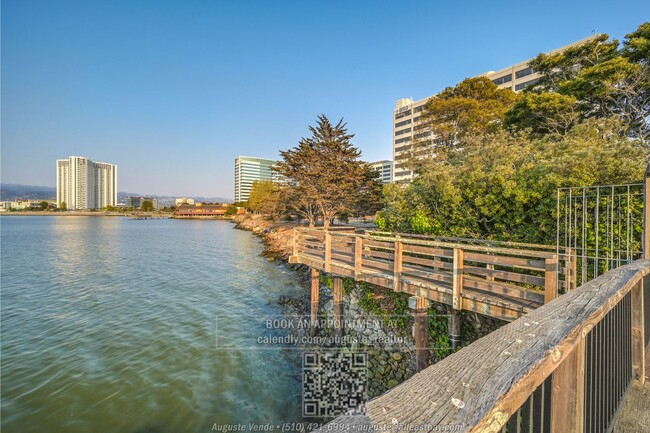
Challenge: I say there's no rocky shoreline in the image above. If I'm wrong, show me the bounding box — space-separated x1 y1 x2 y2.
232 214 505 399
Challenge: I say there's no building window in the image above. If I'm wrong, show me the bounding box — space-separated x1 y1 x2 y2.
492 74 512 85
395 144 412 153
515 78 539 91
516 67 534 79
414 106 425 113
395 119 412 128
394 137 411 144
395 128 412 136
395 110 411 120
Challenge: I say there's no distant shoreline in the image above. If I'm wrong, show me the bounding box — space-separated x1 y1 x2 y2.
1 211 147 217
0 211 235 219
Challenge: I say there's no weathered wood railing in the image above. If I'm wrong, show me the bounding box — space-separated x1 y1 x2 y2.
290 228 574 321
318 260 650 433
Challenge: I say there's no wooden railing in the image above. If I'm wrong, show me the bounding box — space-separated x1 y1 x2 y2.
318 259 650 433
290 228 575 321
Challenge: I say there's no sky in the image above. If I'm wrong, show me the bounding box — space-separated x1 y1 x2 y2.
1 1 648 199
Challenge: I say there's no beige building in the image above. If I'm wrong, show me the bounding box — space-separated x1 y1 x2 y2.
392 35 600 183
57 156 117 210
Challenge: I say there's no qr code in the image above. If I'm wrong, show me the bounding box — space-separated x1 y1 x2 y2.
302 352 368 418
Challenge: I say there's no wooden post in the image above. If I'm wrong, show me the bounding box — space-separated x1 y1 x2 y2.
544 256 559 303
333 277 344 340
550 337 585 433
568 247 577 291
310 268 320 332
324 231 332 272
354 236 363 279
631 279 646 385
448 306 461 350
393 237 403 292
645 162 650 260
413 296 430 372
452 248 464 310
292 229 297 257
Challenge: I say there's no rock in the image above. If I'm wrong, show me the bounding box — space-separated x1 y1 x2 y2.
387 379 399 389
392 352 403 361
383 365 392 375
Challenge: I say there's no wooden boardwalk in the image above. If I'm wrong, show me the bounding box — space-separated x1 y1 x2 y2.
289 228 576 322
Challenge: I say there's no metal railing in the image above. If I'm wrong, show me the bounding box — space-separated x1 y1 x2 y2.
316 260 649 433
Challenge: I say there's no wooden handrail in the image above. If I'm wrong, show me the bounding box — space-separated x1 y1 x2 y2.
315 259 650 433
290 228 569 321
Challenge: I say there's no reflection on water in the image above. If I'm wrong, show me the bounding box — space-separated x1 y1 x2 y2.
1 217 304 433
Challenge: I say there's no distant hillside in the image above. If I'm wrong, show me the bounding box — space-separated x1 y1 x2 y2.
0 184 232 205
1 184 56 201
117 192 232 206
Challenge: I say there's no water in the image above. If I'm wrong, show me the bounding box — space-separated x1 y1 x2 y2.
1 216 305 433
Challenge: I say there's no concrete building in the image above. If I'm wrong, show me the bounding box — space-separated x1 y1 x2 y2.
126 196 159 209
56 156 117 210
175 197 195 206
371 160 393 184
234 156 278 203
392 35 600 183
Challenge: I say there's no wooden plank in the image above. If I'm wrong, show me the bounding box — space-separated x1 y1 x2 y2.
325 232 332 272
394 240 403 292
331 253 354 264
310 268 319 327
631 279 646 384
363 238 395 250
400 266 453 286
461 297 525 321
400 280 452 304
462 277 545 305
464 251 546 271
365 250 395 261
402 244 453 258
363 258 394 273
401 254 454 270
545 256 559 303
355 237 363 278
360 261 650 433
463 265 545 287
452 248 464 310
550 337 585 433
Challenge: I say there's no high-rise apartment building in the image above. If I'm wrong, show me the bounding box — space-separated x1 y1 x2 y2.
392 35 600 183
234 156 278 203
371 160 393 184
56 156 117 210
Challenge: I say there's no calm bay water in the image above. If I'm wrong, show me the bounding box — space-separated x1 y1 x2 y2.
1 216 305 433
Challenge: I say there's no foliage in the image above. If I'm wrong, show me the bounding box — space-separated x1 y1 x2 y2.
247 180 283 219
141 200 154 212
413 77 517 155
524 23 650 142
39 201 49 210
59 201 67 212
380 119 648 243
274 115 383 228
504 92 580 136
225 204 238 216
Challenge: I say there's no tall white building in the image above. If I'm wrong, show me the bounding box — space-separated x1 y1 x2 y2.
370 160 393 184
392 35 601 183
234 156 277 203
56 156 117 210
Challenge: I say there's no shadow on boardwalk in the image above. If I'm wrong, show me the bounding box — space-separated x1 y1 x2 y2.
613 351 650 433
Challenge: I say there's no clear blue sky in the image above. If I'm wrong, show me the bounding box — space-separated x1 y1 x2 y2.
2 1 647 199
